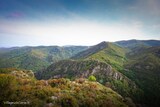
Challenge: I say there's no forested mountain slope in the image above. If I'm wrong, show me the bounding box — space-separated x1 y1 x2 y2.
0 46 88 71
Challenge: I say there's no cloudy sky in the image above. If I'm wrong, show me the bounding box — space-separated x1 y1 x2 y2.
0 0 160 47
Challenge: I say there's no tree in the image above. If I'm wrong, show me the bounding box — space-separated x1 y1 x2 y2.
88 75 96 81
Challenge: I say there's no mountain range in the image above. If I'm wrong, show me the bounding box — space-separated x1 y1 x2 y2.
0 46 88 71
0 39 160 107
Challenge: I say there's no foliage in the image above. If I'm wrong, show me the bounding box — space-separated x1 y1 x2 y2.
0 70 128 107
0 74 17 103
124 46 160 106
0 46 88 72
88 75 96 81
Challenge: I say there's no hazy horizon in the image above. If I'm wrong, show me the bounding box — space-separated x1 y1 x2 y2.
0 0 160 47
0 39 159 48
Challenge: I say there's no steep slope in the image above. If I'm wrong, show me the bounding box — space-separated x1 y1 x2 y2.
113 40 160 106
38 60 126 81
72 41 108 59
124 46 160 106
0 68 130 107
73 41 128 71
0 46 88 72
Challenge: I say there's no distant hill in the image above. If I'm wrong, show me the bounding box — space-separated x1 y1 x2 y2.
115 39 160 48
72 41 128 71
0 46 88 71
72 41 109 59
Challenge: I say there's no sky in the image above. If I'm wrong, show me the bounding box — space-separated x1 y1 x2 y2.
0 0 160 47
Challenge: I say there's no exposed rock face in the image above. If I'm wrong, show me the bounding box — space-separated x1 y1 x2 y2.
89 64 124 80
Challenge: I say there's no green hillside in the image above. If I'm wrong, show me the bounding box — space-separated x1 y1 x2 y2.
113 40 160 106
73 42 128 71
0 46 88 72
124 46 160 106
0 68 129 107
38 41 160 106
37 59 140 99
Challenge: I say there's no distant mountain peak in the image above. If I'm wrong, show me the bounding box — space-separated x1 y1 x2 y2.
98 41 108 44
72 41 110 59
94 41 109 48
72 41 123 60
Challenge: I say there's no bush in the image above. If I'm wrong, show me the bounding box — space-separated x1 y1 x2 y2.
88 75 96 81
58 95 78 107
0 74 17 102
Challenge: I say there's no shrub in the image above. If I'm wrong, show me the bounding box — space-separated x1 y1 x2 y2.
58 95 78 107
48 78 70 87
88 75 96 81
0 74 17 102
